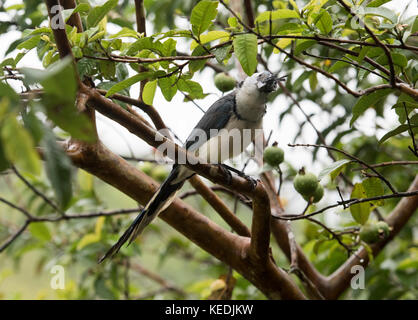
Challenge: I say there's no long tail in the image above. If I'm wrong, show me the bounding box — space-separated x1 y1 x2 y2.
99 165 191 263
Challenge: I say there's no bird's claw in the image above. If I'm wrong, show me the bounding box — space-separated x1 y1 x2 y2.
219 164 258 190
236 172 257 190
244 175 258 190
217 164 233 185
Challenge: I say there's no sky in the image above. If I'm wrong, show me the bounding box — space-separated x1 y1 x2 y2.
0 0 417 216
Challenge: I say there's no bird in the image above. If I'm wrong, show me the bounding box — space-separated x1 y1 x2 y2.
99 71 283 262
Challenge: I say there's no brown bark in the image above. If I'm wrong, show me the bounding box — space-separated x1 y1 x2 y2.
67 141 305 299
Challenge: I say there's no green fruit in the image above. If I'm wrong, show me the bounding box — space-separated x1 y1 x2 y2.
214 73 236 92
293 170 319 197
376 221 390 238
152 166 169 182
303 184 324 203
263 146 285 167
359 221 390 244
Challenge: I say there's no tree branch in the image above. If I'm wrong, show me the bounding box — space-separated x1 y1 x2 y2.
325 174 418 299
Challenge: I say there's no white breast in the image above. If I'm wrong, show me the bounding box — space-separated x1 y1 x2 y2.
195 115 263 164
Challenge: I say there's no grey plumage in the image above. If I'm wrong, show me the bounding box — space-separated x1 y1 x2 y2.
185 93 235 150
99 71 281 262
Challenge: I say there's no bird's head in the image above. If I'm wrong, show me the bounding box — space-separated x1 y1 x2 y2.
239 71 285 94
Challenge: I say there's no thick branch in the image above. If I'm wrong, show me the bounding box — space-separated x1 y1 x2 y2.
189 177 251 237
66 140 305 299
61 0 83 32
134 0 146 36
44 0 74 59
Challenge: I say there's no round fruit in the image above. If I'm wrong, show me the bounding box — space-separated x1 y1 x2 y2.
152 166 169 182
263 146 285 167
359 221 390 244
303 184 324 203
293 169 319 197
214 73 236 92
376 221 390 238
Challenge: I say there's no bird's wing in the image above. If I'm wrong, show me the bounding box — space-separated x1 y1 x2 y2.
184 92 235 151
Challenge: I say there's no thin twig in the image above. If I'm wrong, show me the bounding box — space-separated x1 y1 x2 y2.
275 190 418 221
404 103 418 157
288 143 397 193
303 51 390 82
12 166 63 215
352 160 418 170
336 0 396 87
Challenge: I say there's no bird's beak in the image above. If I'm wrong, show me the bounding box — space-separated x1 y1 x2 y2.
277 74 287 82
258 74 286 92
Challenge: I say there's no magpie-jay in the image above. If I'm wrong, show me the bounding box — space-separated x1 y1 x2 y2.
99 71 282 262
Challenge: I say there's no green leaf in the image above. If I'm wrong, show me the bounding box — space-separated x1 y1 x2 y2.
255 9 299 23
142 80 157 105
190 31 229 50
314 9 332 34
328 59 350 73
392 94 418 124
190 0 218 36
294 39 316 55
376 52 407 68
177 79 204 99
228 17 238 28
77 217 105 250
77 233 100 250
22 109 44 144
289 0 300 12
189 45 208 72
105 72 153 97
77 57 97 78
350 89 392 126
125 37 164 56
108 27 140 39
29 223 52 242
292 71 311 90
72 46 83 59
273 38 293 53
162 38 177 57
318 159 352 181
16 35 41 50
367 0 392 7
309 72 318 91
233 34 258 76
22 58 96 142
62 3 90 23
22 57 76 104
362 177 385 206
42 129 73 209
364 7 397 24
214 45 232 64
158 76 177 101
0 82 20 107
379 123 418 144
99 60 116 78
87 0 118 28
350 183 371 225
0 115 41 175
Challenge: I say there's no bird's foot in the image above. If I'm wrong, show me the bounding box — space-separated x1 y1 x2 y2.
217 164 233 185
220 164 258 190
